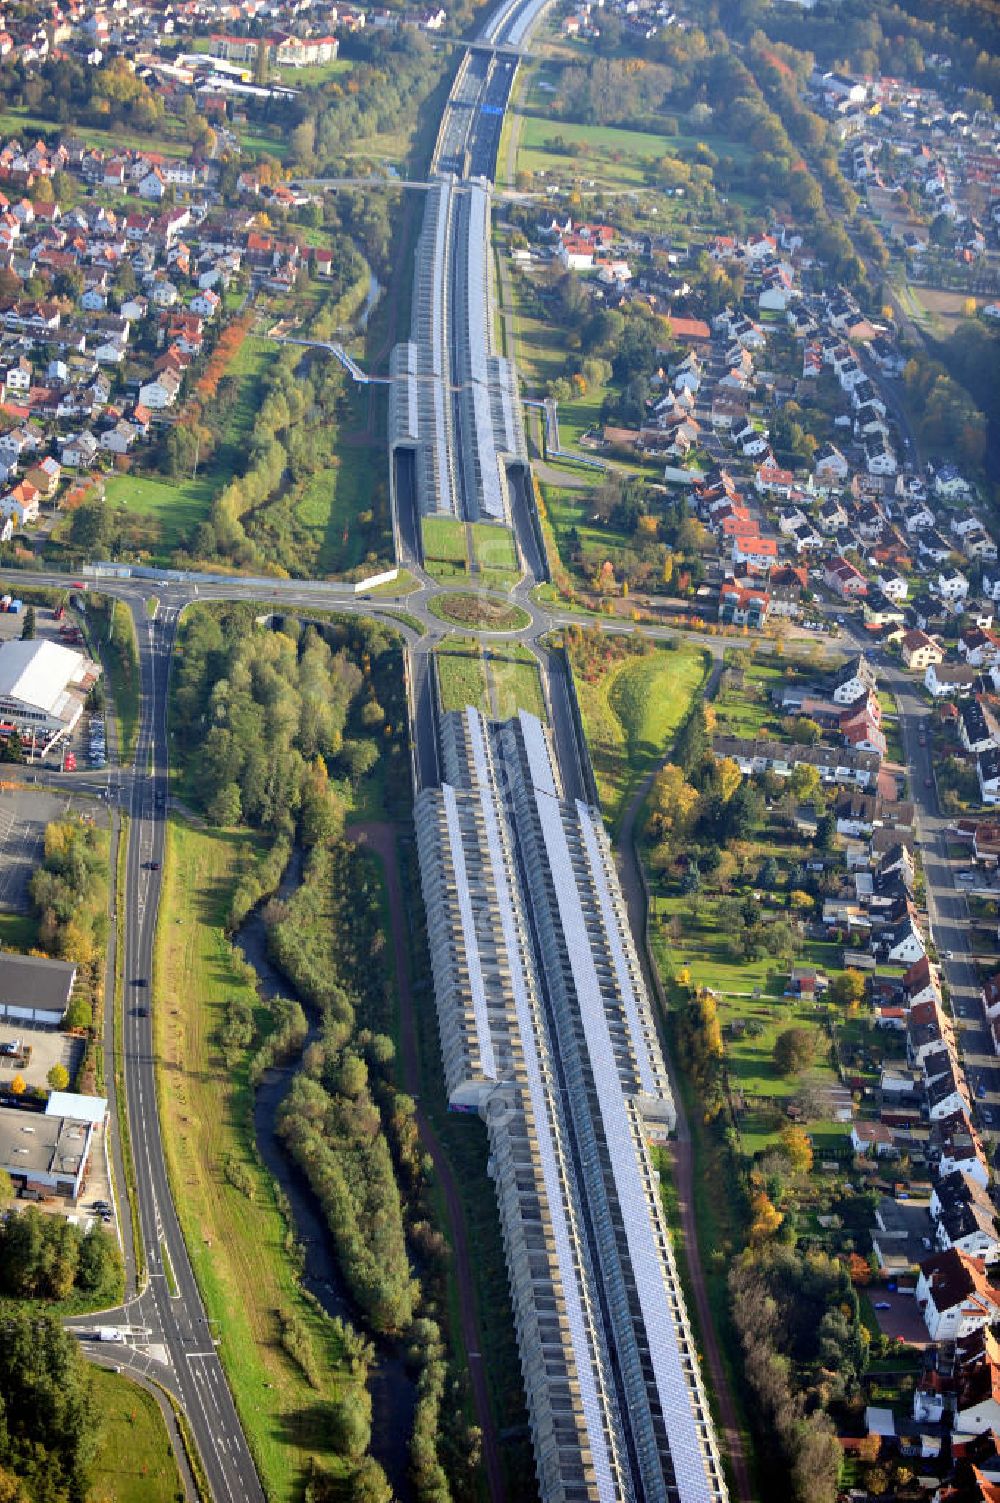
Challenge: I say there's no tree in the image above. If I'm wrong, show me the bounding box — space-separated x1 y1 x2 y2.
208 782 242 827
774 1027 818 1077
64 996 93 1031
830 970 866 1009
47 1064 69 1092
788 763 822 803
9 1075 25 1096
780 1123 813 1174
815 812 837 851
0 731 25 765
19 605 35 642
749 1189 783 1243
69 497 110 554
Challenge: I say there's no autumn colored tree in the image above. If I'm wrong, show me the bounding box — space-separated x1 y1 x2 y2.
780 1124 813 1174
749 1189 783 1244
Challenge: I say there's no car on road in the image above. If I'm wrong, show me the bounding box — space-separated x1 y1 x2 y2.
146 861 161 871
925 777 933 787
919 733 926 747
132 978 148 987
874 1302 891 1310
135 1005 149 1018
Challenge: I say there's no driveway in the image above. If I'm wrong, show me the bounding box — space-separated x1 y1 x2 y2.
870 1291 928 1349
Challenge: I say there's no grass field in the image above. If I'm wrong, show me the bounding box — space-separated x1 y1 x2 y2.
516 115 671 187
0 107 190 161
422 516 469 565
572 644 709 829
434 638 547 721
434 638 490 713
87 1369 183 1503
0 912 36 951
298 433 386 577
104 474 214 557
471 523 518 573
714 661 787 740
487 645 547 721
154 822 360 1501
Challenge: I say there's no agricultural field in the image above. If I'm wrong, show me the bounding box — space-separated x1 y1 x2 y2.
87 1369 183 1503
154 821 363 1502
568 635 709 829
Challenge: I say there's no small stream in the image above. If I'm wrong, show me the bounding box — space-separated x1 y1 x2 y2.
235 850 416 1499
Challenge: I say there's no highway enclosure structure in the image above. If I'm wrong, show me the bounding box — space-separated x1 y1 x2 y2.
397 0 730 1494
415 708 728 1503
389 45 528 529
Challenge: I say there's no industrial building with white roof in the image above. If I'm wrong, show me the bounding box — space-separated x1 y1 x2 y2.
0 638 100 749
415 706 728 1503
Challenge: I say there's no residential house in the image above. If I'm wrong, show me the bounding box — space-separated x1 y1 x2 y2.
137 369 181 410
833 653 878 706
926 662 978 699
939 569 971 604
961 701 1000 756
932 1172 1000 1266
915 1249 1000 1341
852 1121 896 1156
825 556 868 599
979 748 1000 806
902 630 944 671
813 442 849 484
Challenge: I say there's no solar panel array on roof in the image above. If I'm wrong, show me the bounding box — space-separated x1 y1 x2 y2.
416 707 729 1503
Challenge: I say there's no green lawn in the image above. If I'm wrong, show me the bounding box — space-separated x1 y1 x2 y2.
0 108 191 160
516 115 671 186
154 821 362 1501
471 523 518 573
104 473 214 556
422 516 470 565
87 1368 183 1503
434 638 490 713
572 643 710 829
274 58 352 87
0 913 36 951
486 646 547 722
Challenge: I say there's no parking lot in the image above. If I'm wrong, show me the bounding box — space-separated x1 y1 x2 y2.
869 1291 928 1349
0 787 76 914
0 1020 84 1092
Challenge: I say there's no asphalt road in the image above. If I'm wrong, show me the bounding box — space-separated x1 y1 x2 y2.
837 615 1000 1130
66 603 266 1503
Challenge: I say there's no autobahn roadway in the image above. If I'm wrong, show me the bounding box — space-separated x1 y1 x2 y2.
64 599 266 1503
0 546 853 1503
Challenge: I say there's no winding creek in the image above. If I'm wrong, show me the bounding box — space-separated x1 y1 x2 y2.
233 848 416 1499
